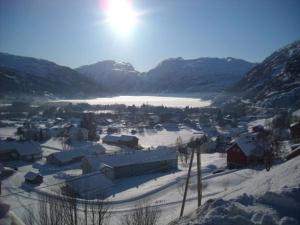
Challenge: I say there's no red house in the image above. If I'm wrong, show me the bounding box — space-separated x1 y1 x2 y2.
290 122 300 140
226 134 263 169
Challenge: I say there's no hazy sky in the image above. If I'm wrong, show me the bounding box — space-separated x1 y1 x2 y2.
0 0 300 71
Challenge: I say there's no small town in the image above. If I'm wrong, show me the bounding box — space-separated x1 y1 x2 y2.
1 1 300 224
1 99 300 224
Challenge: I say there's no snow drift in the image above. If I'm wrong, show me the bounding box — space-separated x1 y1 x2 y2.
169 156 300 225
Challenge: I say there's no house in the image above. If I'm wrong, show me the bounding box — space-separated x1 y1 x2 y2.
0 141 42 161
102 135 139 148
226 134 263 169
66 172 113 199
81 146 178 179
47 144 105 166
24 172 43 184
290 122 300 139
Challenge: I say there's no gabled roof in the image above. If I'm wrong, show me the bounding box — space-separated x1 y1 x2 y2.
102 135 120 143
47 144 105 164
84 146 177 170
67 172 113 199
48 148 87 164
0 141 41 156
228 133 263 157
102 134 138 143
119 135 138 142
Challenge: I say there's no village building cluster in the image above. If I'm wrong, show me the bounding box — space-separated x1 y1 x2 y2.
0 101 300 199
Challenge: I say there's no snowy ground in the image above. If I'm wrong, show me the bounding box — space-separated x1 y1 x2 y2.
2 153 300 225
2 127 300 225
121 126 201 147
0 127 18 139
168 156 300 225
1 153 226 223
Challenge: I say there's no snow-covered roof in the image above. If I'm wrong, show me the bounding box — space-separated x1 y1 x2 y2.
24 171 42 181
102 135 120 143
84 146 177 170
230 133 262 157
119 135 138 142
48 149 87 164
67 172 113 199
48 144 105 163
103 134 138 143
0 141 41 156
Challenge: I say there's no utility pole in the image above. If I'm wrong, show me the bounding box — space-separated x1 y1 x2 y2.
180 147 195 217
180 135 206 217
196 145 202 207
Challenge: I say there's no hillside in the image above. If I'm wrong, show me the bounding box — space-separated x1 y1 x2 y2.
0 53 101 98
169 156 300 225
229 40 300 108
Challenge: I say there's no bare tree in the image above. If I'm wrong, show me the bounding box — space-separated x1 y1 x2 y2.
89 199 111 225
175 136 189 166
120 201 161 225
256 129 274 171
23 191 111 225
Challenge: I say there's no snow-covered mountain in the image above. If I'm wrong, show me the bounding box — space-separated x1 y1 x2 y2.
76 60 140 93
0 53 100 97
143 57 255 92
230 39 300 108
76 57 255 93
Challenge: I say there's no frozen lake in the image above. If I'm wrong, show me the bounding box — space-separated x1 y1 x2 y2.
55 95 211 108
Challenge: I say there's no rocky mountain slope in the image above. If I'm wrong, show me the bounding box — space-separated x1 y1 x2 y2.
0 53 101 97
229 39 300 108
76 57 255 93
76 60 140 93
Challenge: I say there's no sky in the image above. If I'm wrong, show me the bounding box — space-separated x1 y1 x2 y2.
0 0 300 72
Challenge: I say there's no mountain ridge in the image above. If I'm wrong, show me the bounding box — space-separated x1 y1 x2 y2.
76 57 256 93
228 39 300 108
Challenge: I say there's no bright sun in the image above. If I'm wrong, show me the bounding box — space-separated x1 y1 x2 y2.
103 0 138 35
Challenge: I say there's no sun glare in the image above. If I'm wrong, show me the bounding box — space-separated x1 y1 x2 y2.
103 0 138 35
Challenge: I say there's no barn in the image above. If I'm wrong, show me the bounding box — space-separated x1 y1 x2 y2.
226 134 263 169
81 146 178 179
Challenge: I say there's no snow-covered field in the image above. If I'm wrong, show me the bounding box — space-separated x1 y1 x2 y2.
122 126 201 147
